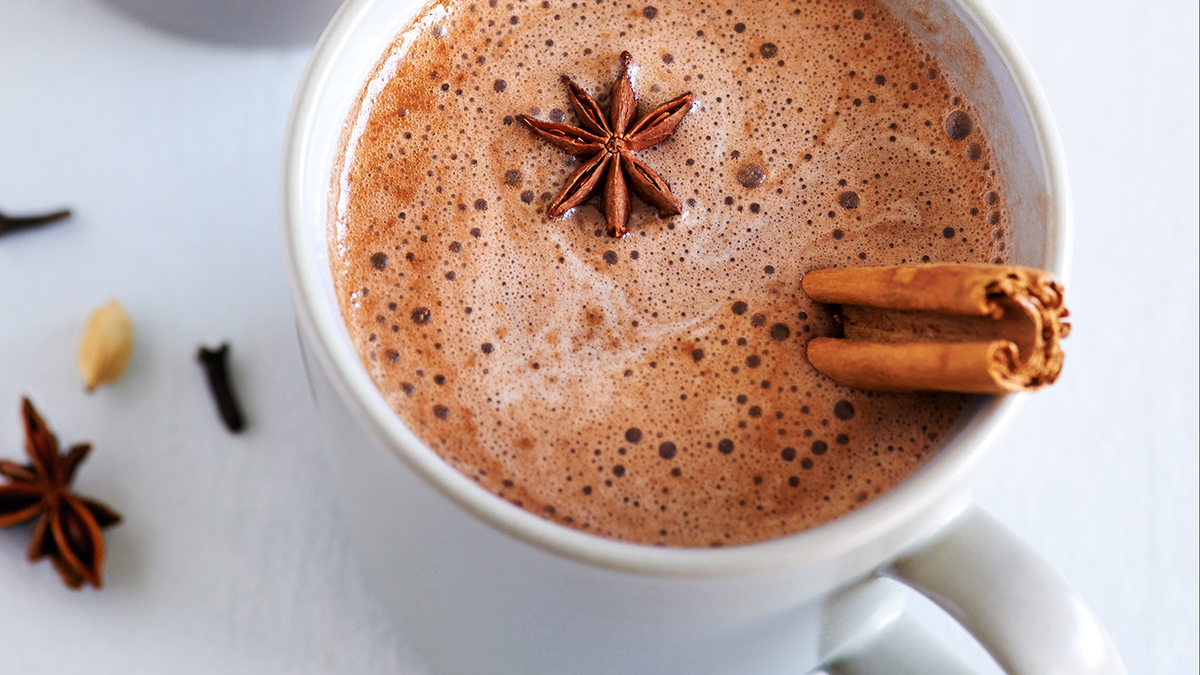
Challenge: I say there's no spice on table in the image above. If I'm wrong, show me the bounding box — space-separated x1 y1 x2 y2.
800 264 1070 394
197 343 246 433
517 51 693 238
77 300 135 393
0 398 122 589
0 207 72 238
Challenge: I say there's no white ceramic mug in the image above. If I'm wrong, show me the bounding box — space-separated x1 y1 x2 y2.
100 0 343 46
281 0 1126 672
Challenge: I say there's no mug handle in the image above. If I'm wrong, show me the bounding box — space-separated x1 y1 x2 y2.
821 610 978 674
825 505 1125 674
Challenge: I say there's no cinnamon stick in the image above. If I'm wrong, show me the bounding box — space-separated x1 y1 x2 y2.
800 264 1070 394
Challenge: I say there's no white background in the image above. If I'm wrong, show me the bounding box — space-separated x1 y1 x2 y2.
0 0 1196 672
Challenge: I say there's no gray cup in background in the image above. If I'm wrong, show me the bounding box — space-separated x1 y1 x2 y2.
100 0 345 47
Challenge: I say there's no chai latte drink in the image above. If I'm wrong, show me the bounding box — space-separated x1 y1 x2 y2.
329 0 1011 546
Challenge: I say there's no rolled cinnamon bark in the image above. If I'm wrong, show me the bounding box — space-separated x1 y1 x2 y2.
801 264 1070 394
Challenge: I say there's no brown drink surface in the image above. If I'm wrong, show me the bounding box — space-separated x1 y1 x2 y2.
330 0 1010 546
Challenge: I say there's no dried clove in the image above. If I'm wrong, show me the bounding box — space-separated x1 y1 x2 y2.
0 207 72 238
197 343 246 433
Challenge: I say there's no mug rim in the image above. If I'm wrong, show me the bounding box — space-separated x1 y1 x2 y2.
281 0 1072 577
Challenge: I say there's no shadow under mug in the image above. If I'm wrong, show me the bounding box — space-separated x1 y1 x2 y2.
280 0 1125 672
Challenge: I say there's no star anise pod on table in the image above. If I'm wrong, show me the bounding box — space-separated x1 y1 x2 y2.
0 398 121 589
517 51 694 238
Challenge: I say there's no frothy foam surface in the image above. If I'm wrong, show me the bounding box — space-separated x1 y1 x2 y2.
330 0 1010 546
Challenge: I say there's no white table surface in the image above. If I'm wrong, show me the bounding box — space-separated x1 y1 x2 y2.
1 0 1196 672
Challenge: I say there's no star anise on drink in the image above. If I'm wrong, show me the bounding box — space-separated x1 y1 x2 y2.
0 398 122 589
517 51 694 238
